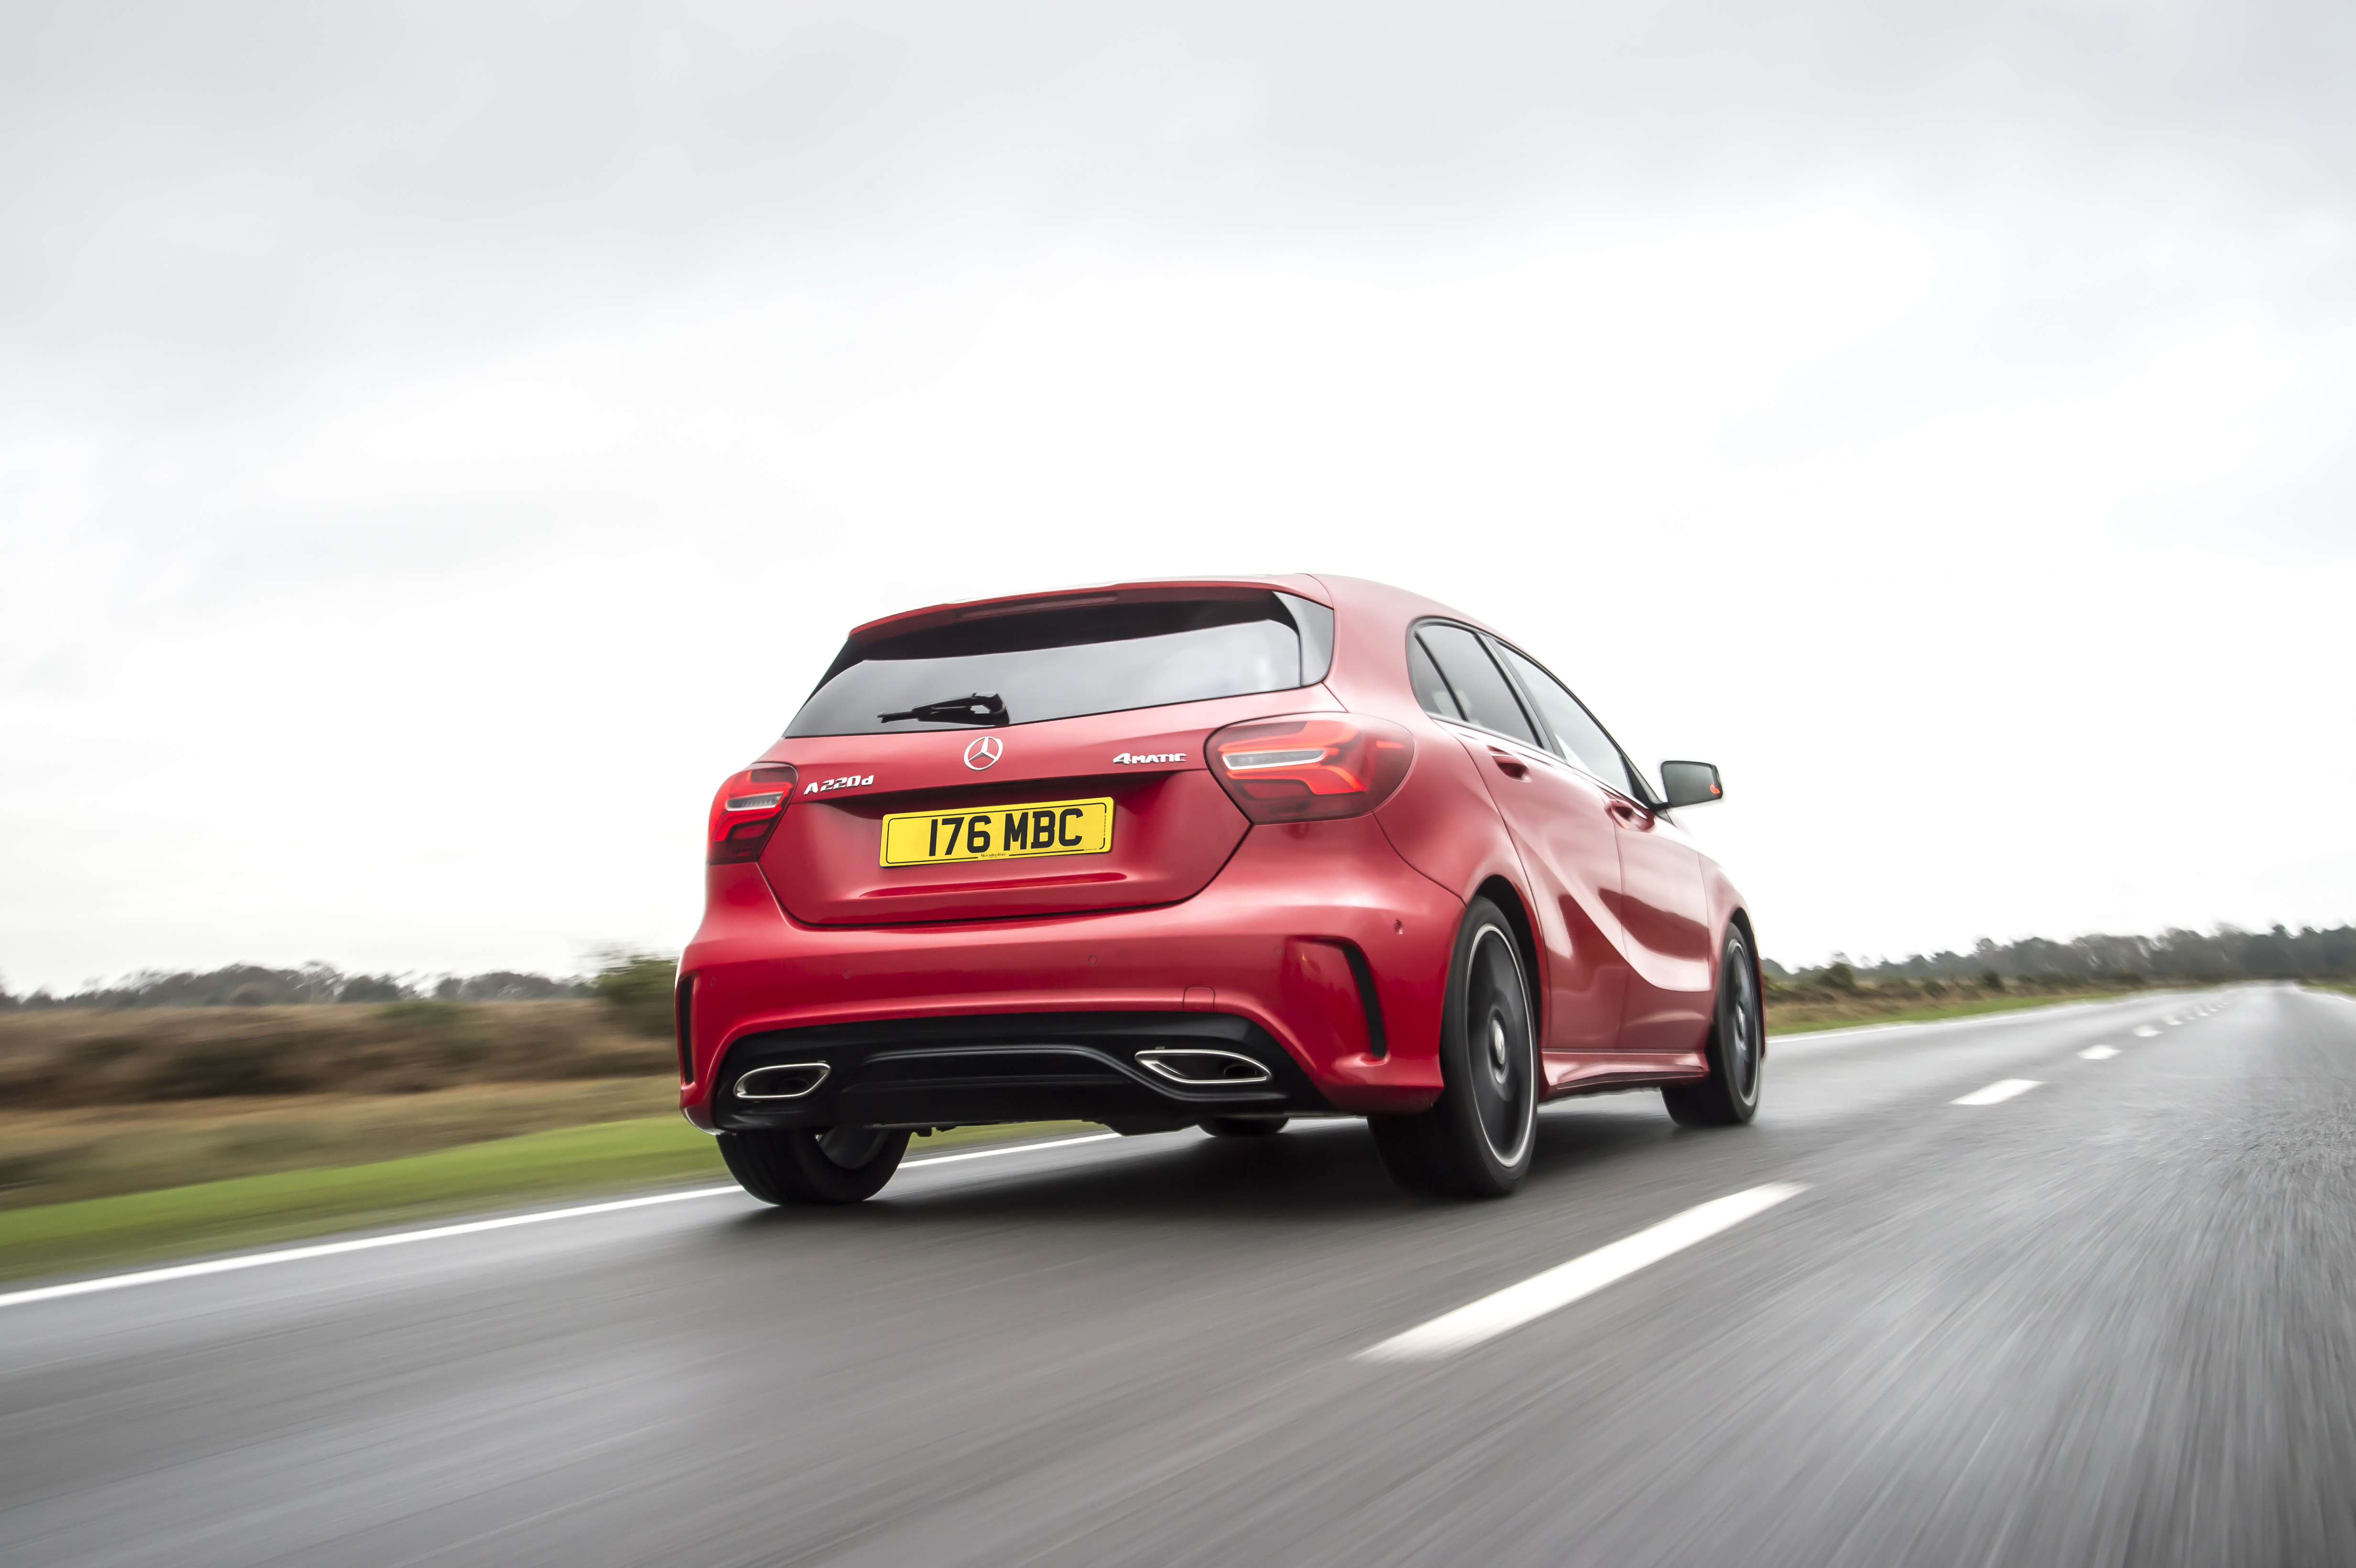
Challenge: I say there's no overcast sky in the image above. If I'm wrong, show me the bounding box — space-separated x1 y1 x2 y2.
3 0 2352 991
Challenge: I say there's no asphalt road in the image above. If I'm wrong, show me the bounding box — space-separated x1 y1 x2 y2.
6 985 2354 1567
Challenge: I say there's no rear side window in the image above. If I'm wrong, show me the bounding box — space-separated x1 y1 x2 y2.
788 592 1335 737
1406 636 1463 722
1491 642 1637 796
1413 624 1539 747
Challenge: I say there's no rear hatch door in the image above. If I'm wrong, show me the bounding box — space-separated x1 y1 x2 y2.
754 585 1338 925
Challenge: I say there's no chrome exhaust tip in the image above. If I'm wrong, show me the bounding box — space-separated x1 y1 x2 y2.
734 1062 831 1100
1134 1048 1273 1087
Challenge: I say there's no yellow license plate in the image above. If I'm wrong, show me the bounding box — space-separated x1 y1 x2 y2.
880 797 1115 867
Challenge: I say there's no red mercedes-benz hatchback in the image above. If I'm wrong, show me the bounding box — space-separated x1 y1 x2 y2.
679 575 1759 1203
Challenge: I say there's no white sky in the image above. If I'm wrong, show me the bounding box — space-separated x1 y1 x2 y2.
3 1 2352 991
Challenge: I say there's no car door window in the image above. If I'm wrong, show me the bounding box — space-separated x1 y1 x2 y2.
1490 641 1638 796
1414 624 1540 747
1405 634 1465 722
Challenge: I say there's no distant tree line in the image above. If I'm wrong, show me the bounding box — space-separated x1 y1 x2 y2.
1766 923 2356 990
5 923 2346 1012
0 961 600 1010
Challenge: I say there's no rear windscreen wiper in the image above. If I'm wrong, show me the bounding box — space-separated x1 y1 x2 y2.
877 692 1010 727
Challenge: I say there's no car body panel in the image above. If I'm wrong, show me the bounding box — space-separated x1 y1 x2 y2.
1446 725 1636 1061
1608 798 1719 1052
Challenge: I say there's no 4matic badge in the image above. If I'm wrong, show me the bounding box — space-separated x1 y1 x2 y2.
1111 751 1187 764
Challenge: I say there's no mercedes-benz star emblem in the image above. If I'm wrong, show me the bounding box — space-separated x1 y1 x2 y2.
963 735 1003 770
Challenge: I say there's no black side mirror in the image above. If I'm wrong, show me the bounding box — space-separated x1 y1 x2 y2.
1658 760 1724 809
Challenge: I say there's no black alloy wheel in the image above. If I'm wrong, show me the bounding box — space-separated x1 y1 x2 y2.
718 1125 912 1205
1200 1117 1290 1137
1371 895 1538 1198
1663 926 1764 1128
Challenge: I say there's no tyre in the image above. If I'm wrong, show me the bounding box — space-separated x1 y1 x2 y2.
1200 1116 1289 1137
1663 926 1764 1128
1370 896 1538 1198
718 1126 911 1205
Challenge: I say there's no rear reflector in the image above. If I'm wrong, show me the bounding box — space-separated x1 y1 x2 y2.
1205 715 1413 823
709 764 797 863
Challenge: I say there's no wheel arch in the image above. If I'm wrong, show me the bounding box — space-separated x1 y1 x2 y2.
1471 874 1544 1032
1725 905 1763 1058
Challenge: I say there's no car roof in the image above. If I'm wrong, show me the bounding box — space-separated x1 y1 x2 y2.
842 575 1328 646
843 573 1496 647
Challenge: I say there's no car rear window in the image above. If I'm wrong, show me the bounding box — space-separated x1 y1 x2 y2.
786 592 1336 737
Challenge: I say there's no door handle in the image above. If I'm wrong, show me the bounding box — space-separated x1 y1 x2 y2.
1486 748 1528 780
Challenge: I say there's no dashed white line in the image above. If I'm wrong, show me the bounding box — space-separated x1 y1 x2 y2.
2079 1045 2119 1060
0 1131 1124 1312
1358 1183 1808 1361
1953 1078 2042 1106
2133 1026 2161 1037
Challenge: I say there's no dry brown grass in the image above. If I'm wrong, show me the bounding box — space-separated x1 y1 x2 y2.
0 1001 670 1108
0 1002 682 1209
0 1077 680 1209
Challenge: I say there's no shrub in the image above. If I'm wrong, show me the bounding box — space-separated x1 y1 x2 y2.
152 1038 310 1098
591 951 677 1037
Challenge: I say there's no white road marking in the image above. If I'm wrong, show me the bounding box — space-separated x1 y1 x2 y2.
1953 1078 2042 1106
903 1132 1120 1167
0 1132 1124 1312
2079 1045 2119 1060
1357 1184 1807 1361
2134 1025 2161 1037
0 1187 740 1312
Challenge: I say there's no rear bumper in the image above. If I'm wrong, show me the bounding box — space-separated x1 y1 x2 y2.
679 817 1462 1129
708 1012 1328 1132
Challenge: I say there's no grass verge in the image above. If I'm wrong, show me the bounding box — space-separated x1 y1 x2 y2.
0 1078 687 1210
1768 988 2192 1035
0 1117 1096 1285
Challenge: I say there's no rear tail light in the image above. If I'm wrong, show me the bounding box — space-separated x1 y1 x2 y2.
1205 714 1414 823
708 764 797 863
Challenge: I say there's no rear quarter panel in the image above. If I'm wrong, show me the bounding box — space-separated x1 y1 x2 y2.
1312 575 1523 909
